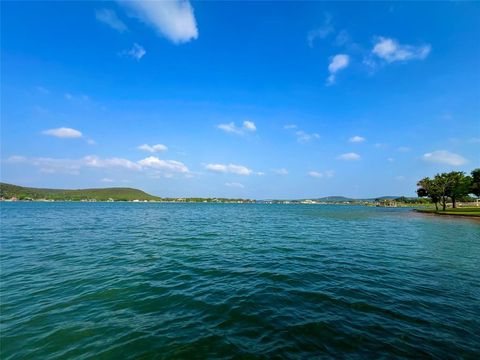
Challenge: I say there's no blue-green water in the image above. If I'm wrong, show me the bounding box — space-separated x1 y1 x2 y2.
1 203 479 359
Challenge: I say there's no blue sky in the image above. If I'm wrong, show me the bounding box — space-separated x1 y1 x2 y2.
1 1 479 199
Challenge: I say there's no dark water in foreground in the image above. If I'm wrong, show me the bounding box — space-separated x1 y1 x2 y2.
1 203 479 359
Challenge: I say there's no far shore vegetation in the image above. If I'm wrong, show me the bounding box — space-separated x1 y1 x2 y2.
1 169 479 217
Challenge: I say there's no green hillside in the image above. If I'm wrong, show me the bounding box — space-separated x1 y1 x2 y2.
0 182 162 201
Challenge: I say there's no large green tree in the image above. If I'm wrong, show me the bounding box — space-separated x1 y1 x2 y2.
417 171 476 211
444 171 471 208
432 173 454 211
416 177 441 210
470 168 480 199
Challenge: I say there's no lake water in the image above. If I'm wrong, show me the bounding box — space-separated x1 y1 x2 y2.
1 202 479 359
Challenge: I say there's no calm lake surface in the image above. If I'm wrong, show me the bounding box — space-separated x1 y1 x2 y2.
1 202 479 359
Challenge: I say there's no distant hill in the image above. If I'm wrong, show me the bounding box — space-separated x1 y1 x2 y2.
364 196 402 201
0 182 162 201
313 196 355 202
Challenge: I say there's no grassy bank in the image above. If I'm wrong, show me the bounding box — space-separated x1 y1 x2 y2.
415 207 480 218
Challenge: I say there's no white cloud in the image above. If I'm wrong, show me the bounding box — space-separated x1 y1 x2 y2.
349 135 366 143
122 43 146 60
243 120 256 132
95 8 127 32
372 36 431 63
273 168 288 175
138 144 168 153
308 170 334 178
284 125 319 143
101 178 114 183
217 121 257 135
138 156 189 173
84 155 142 171
307 13 334 47
217 122 239 134
7 156 82 175
337 152 360 161
7 154 191 176
422 150 467 166
120 0 198 44
205 163 253 176
225 182 245 188
6 155 27 163
327 54 349 85
295 130 320 143
42 127 82 138
387 157 395 162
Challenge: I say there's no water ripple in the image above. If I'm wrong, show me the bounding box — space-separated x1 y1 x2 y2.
1 202 479 359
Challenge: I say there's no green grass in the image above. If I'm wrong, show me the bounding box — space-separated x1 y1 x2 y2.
415 207 480 217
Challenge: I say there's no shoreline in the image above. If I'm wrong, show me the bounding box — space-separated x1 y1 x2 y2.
414 208 480 219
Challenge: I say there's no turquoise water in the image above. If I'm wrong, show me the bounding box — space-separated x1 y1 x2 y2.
1 203 479 359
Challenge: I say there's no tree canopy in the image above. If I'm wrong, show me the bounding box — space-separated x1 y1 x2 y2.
416 169 478 210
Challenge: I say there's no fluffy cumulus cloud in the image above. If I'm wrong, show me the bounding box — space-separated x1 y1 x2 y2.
217 121 257 135
337 152 361 161
243 121 256 131
138 144 168 153
205 163 253 176
225 182 245 189
138 156 189 173
120 0 198 44
327 54 349 85
42 127 82 138
308 170 334 178
349 135 366 143
84 155 142 170
7 154 191 176
372 36 431 63
422 150 467 166
95 8 127 32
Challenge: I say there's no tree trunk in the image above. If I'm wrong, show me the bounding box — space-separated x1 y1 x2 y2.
442 196 446 211
452 197 456 208
434 202 438 211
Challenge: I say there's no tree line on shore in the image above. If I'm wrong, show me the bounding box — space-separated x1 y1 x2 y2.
416 169 480 210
